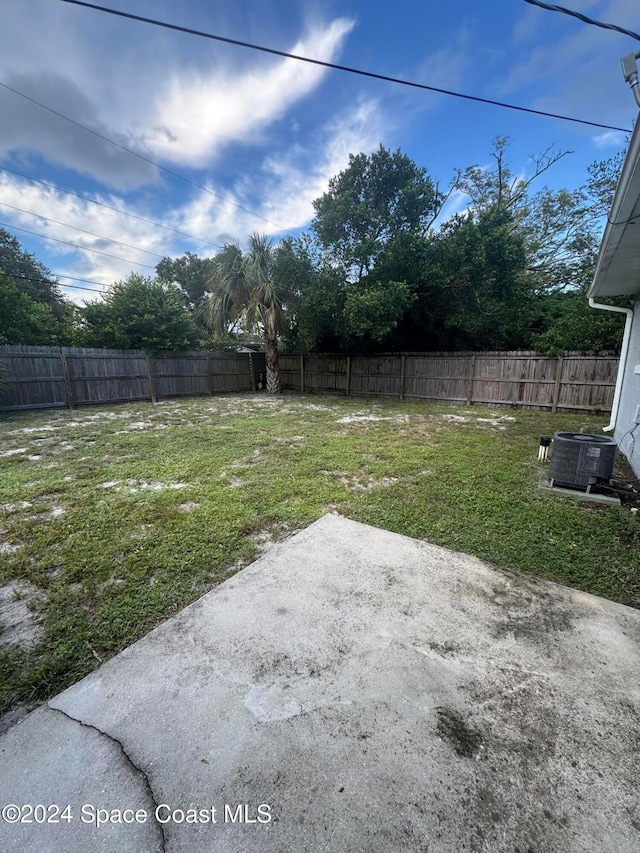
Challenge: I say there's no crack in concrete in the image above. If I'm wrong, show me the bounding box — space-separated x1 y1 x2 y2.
47 705 166 852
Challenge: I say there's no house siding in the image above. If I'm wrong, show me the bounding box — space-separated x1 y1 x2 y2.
614 296 640 477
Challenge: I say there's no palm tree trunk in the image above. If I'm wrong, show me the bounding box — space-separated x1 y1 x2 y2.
264 309 281 394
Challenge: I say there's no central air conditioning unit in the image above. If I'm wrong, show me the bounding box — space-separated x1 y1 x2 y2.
549 432 617 491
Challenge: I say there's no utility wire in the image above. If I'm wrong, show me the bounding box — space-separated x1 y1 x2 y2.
54 0 631 133
0 165 218 248
0 201 166 259
0 269 108 294
0 82 285 231
0 220 156 269
521 0 640 42
44 272 108 287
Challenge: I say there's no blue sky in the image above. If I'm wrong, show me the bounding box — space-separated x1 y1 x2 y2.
0 0 636 303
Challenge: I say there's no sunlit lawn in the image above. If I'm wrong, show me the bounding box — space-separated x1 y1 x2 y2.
1 392 638 716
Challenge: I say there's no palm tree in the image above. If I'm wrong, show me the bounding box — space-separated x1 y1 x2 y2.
206 233 285 393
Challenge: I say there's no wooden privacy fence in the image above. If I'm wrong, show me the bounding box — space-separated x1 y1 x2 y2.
0 346 618 415
0 345 265 412
279 351 619 414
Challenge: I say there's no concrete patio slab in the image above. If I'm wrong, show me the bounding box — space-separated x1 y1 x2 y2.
1 513 639 852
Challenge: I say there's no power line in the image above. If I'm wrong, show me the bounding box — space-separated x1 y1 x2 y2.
521 0 640 42
0 83 285 231
0 165 218 248
50 272 109 287
40 281 103 293
0 220 156 269
54 0 632 134
0 201 166 259
0 269 107 294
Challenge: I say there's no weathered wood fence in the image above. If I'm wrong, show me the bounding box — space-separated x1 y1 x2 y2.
0 346 265 412
279 352 619 414
0 347 618 414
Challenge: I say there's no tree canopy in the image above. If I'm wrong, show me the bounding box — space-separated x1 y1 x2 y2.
312 145 442 283
206 234 290 392
0 138 627 358
292 138 627 355
0 229 76 345
81 274 198 354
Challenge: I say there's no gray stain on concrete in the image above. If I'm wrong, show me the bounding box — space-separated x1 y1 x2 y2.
0 514 639 852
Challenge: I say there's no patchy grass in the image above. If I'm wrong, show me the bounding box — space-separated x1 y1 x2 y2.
1 393 639 715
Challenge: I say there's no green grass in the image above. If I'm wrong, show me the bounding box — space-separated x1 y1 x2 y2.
1 393 638 716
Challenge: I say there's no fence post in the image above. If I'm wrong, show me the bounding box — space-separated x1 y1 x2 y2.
146 354 157 404
400 355 406 400
346 355 351 397
59 350 74 410
248 352 256 392
552 356 564 413
206 352 215 395
300 354 305 393
466 355 476 405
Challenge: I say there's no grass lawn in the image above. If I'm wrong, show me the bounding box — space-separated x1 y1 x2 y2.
1 393 639 717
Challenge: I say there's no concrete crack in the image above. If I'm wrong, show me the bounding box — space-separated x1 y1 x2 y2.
47 705 166 852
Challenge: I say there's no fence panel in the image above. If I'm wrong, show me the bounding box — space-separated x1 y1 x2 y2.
0 345 67 410
280 350 618 413
350 356 400 397
557 356 619 413
64 348 150 405
471 355 559 408
0 346 257 411
152 352 209 399
0 346 619 415
278 355 300 390
208 353 255 393
404 355 471 402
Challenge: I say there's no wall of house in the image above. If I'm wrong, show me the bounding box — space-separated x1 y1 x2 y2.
614 297 640 477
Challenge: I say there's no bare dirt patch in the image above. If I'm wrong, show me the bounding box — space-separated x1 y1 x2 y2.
319 469 399 492
438 413 516 428
248 520 300 555
0 582 43 648
338 413 410 424
99 480 188 494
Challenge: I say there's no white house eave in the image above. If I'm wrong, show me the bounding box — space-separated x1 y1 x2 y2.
589 119 640 298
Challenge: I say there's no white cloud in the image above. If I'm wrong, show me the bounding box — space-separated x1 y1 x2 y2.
0 171 174 302
0 74 160 190
0 1 355 185
173 98 383 242
0 95 383 301
592 129 628 149
141 18 355 165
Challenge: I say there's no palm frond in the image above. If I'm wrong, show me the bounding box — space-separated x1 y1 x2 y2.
205 241 251 334
204 233 286 343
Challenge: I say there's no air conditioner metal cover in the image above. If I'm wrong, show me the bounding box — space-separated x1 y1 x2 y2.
549 432 617 490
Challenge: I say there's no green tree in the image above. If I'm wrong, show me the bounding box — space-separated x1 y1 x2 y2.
273 236 414 353
0 229 65 312
455 137 628 351
0 271 69 345
423 208 531 350
81 274 198 354
278 244 346 351
531 285 626 354
156 253 217 345
206 234 289 393
294 137 627 355
156 252 215 308
0 230 76 344
312 145 442 282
